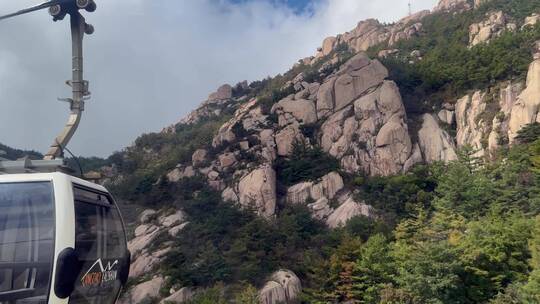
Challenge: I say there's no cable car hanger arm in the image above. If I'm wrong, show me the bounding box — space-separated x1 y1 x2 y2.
0 0 97 161
0 0 65 21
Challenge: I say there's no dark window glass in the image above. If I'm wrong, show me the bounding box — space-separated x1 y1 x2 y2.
70 186 126 304
0 182 55 304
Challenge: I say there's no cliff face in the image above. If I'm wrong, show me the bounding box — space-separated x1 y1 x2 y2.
117 0 540 302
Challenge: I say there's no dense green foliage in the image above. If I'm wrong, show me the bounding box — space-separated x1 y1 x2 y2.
516 122 540 144
0 142 42 160
300 137 540 303
141 137 540 303
108 116 229 204
275 142 340 187
163 181 337 288
370 0 540 114
354 165 437 224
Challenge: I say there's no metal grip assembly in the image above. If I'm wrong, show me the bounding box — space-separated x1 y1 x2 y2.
49 0 96 22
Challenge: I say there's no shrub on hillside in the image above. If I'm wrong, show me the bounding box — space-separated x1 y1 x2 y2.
515 123 540 144
274 142 340 187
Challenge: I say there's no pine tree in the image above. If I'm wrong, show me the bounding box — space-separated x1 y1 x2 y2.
520 216 540 302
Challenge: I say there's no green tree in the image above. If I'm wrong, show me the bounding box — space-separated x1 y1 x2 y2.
435 148 494 217
352 234 395 303
458 212 533 302
234 283 259 304
186 286 227 304
520 215 540 302
305 234 363 303
393 240 464 304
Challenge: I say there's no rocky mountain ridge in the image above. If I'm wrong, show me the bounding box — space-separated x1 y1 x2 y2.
114 0 540 303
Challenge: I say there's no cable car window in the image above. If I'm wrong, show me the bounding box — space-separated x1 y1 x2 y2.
70 186 126 304
0 182 55 304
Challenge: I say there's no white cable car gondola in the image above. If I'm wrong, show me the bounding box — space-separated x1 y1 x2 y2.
0 1 131 302
0 173 130 304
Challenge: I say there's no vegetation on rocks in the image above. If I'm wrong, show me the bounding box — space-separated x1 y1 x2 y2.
302 138 540 303
275 142 340 187
0 142 42 160
372 1 540 115
102 0 540 302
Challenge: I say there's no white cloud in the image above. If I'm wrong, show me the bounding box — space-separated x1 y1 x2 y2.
0 0 438 156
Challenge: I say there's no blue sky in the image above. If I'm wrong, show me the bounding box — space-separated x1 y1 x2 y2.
229 0 315 13
0 0 438 156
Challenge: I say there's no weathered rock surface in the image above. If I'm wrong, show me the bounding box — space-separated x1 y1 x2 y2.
314 10 428 58
469 11 515 47
191 149 208 167
418 114 457 163
238 166 277 217
455 91 488 155
212 98 260 148
130 248 170 278
286 172 344 205
474 0 490 8
523 13 540 29
166 165 195 183
128 209 189 281
509 59 540 142
161 83 247 129
259 270 301 304
160 288 193 304
308 197 333 220
317 56 413 176
128 227 161 256
209 84 233 101
275 124 304 156
139 209 157 224
271 98 317 127
134 224 158 238
119 276 164 304
488 82 523 150
378 49 399 58
260 281 287 304
438 109 455 125
326 197 374 228
434 0 470 12
160 210 186 228
219 152 237 168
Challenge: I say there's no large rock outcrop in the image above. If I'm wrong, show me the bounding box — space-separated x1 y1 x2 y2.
508 58 540 142
119 276 165 304
286 171 344 205
326 196 375 228
434 0 471 12
259 270 302 304
271 97 317 127
164 53 420 222
128 210 188 278
488 82 523 150
315 10 428 58
523 13 540 29
163 82 248 130
455 91 488 155
418 114 457 163
469 11 515 47
238 165 277 217
208 84 233 101
317 54 414 175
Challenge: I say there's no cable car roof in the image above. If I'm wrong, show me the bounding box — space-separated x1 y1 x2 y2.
0 172 108 192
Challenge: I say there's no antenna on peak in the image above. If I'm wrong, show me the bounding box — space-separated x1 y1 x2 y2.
408 0 412 16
